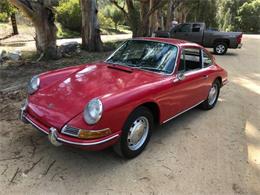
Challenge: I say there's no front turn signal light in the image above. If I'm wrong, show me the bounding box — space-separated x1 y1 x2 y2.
78 128 112 139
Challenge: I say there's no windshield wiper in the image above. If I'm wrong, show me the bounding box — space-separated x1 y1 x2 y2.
139 67 165 73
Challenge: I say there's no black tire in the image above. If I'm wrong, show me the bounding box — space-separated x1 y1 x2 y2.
200 80 220 110
113 107 153 159
214 42 228 55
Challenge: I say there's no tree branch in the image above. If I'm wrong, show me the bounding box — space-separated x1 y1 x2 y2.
9 0 34 19
147 0 168 17
110 0 128 16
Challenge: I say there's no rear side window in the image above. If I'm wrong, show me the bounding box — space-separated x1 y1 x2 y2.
178 48 202 72
203 51 213 67
192 24 201 32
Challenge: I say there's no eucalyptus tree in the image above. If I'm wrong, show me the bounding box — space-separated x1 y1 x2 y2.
9 0 59 59
110 0 169 37
80 0 103 51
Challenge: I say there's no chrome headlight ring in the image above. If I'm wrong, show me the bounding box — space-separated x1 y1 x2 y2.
83 98 103 125
28 75 40 94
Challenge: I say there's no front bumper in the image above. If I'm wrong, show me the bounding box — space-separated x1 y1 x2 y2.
238 43 242 49
21 110 120 150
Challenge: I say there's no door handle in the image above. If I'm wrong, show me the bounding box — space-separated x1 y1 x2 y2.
203 75 209 79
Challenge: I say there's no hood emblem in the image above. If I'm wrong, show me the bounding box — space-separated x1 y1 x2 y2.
48 103 54 109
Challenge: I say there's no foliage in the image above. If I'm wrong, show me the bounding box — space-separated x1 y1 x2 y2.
98 12 114 29
56 0 82 32
102 5 125 30
56 23 80 38
0 0 16 22
237 0 260 33
216 0 247 31
186 0 217 28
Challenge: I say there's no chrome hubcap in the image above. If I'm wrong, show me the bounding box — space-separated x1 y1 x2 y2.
127 116 149 151
216 44 225 54
208 84 218 105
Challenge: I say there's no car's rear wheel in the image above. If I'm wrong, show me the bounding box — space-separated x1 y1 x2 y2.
113 107 153 159
200 80 220 110
214 42 228 55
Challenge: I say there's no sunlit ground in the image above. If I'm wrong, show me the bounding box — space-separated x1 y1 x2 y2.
233 77 260 95
245 121 260 169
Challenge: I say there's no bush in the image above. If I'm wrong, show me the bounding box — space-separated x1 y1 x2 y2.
0 12 9 22
98 12 114 30
237 0 260 33
56 0 81 32
101 5 125 30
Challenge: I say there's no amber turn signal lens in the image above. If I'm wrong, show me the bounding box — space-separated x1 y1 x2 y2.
78 128 112 139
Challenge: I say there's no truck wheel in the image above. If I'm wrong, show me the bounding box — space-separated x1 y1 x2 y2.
214 42 228 55
113 107 153 159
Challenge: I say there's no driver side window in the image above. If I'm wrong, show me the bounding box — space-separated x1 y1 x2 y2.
177 24 191 32
178 48 202 72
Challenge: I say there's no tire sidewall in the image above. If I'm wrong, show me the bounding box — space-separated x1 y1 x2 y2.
214 42 227 55
120 107 153 158
206 80 220 109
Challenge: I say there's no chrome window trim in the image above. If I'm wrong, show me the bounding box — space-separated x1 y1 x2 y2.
163 100 204 124
202 49 213 68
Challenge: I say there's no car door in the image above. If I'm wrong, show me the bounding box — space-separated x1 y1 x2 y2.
172 23 192 41
171 47 209 113
189 23 204 44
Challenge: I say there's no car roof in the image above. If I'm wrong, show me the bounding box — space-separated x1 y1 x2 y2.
134 37 203 48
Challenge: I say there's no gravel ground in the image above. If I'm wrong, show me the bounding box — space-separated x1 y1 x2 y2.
0 35 259 195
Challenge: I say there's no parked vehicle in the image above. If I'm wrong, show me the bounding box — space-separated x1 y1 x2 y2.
153 22 243 55
20 38 228 158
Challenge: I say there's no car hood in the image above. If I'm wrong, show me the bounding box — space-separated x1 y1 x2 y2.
28 62 162 129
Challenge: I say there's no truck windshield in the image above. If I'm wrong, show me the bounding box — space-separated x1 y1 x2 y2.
106 40 178 74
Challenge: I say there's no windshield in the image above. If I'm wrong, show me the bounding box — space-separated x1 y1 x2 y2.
106 40 178 74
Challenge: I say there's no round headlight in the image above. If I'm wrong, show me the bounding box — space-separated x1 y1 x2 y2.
83 98 103 125
28 75 40 94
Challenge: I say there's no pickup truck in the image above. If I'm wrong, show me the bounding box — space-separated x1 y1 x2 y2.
153 22 243 55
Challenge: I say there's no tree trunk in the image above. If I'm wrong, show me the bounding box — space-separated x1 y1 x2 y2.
111 0 167 37
149 0 159 35
166 0 174 30
10 13 18 35
9 0 58 59
126 0 141 37
34 8 57 59
80 0 103 52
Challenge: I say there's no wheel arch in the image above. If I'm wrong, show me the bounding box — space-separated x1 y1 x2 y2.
215 76 222 86
129 101 161 126
214 39 230 47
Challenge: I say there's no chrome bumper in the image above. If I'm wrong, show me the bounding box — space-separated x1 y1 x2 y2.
21 111 120 147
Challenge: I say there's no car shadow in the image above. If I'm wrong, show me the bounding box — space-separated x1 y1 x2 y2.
210 51 238 56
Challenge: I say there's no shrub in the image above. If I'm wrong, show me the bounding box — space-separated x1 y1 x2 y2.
56 0 82 32
0 12 9 22
98 12 114 30
237 0 260 33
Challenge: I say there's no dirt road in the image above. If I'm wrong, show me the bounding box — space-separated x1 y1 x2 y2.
0 35 259 195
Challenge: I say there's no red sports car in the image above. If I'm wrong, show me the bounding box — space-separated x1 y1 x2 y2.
20 38 228 158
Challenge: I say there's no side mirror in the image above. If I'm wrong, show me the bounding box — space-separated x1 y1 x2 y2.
177 72 185 81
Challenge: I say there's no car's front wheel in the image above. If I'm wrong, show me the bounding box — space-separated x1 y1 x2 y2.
114 107 153 159
200 80 220 110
